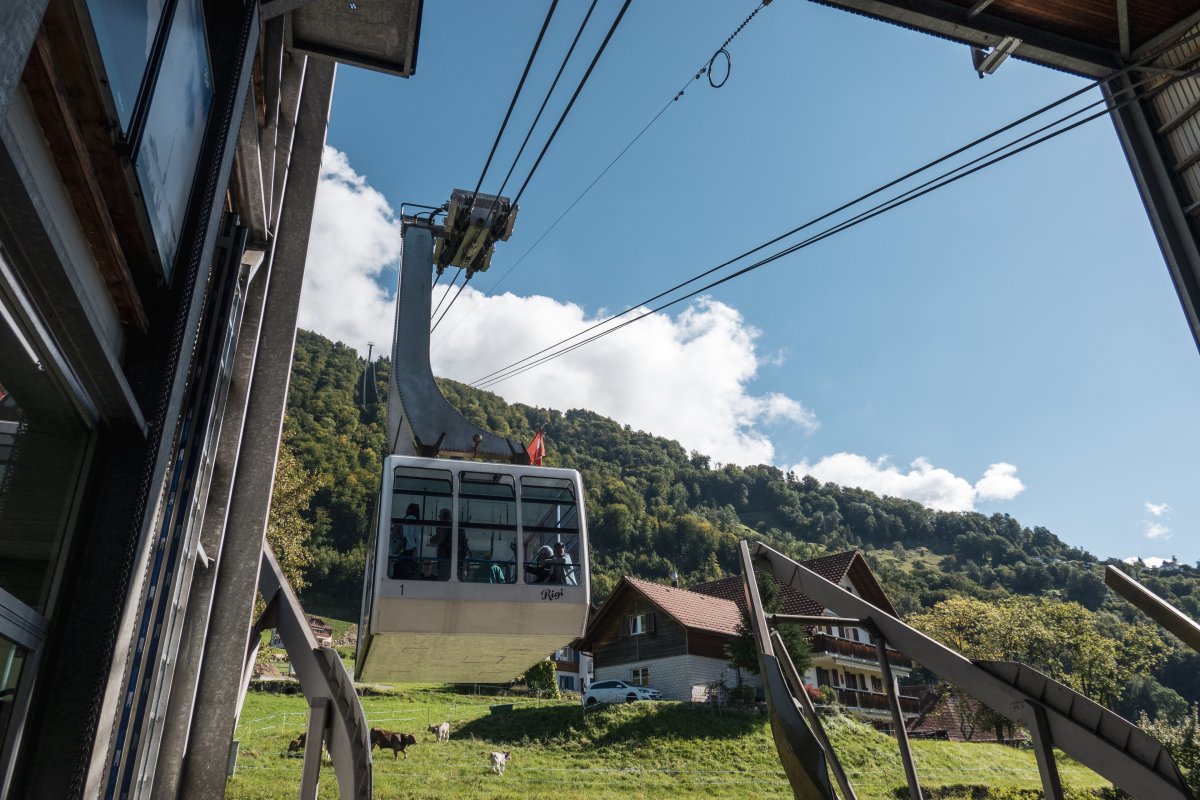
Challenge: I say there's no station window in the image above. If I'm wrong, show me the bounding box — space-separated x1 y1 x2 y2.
0 253 94 779
458 471 517 584
389 466 452 581
520 476 580 586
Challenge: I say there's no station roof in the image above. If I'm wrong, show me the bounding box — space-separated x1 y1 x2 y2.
280 0 424 78
813 0 1200 77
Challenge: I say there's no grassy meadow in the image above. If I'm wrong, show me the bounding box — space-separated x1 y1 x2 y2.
226 684 1112 800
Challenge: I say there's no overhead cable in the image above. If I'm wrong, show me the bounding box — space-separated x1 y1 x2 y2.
431 272 473 334
466 33 1196 385
436 1 773 347
473 64 1197 389
430 268 462 323
492 0 602 200
510 0 634 207
469 0 560 201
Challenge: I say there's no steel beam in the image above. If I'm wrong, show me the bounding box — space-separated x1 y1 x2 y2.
770 629 858 800
747 541 1193 800
1106 75 1200 352
876 638 922 800
1105 565 1200 653
178 56 335 800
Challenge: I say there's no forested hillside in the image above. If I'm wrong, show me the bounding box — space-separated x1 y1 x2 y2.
280 329 1200 723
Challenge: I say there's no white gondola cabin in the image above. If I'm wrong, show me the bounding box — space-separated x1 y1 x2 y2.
356 455 590 683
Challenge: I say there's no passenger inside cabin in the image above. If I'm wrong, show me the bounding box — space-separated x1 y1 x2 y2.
527 544 553 583
397 503 421 579
430 509 453 581
546 541 577 585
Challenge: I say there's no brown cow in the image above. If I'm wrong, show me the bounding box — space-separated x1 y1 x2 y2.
371 727 418 759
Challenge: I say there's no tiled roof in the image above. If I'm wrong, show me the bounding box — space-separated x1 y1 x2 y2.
689 550 897 618
689 574 823 617
623 576 743 637
803 551 858 584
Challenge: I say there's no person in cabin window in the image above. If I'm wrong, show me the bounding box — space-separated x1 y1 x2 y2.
528 544 553 583
547 541 577 585
430 508 453 581
398 503 421 579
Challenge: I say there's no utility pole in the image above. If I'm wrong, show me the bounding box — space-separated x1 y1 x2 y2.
362 341 375 407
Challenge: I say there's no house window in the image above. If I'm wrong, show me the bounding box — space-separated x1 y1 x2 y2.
558 675 574 691
815 668 829 686
629 613 648 636
631 667 649 687
871 676 883 693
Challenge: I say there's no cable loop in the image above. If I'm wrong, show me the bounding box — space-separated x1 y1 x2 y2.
707 48 731 88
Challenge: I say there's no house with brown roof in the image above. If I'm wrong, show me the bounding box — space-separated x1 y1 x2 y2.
579 575 752 702
580 551 920 722
691 551 918 724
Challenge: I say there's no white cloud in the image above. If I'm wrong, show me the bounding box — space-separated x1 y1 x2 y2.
1122 556 1170 568
299 149 1023 483
298 147 401 354
1145 501 1171 517
974 463 1024 502
429 288 817 465
1144 521 1172 540
791 454 1025 512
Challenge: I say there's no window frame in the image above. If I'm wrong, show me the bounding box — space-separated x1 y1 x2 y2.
631 667 649 687
629 612 648 636
0 252 97 797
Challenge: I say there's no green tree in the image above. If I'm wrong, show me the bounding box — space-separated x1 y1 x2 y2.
1140 705 1200 795
726 571 812 676
268 442 321 591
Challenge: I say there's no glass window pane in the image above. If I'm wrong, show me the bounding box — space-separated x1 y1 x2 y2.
521 476 579 586
0 637 27 747
390 466 451 582
459 471 516 585
86 0 170 129
0 304 91 613
134 0 214 278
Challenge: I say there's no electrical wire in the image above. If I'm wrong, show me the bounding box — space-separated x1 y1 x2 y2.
510 0 634 208
435 1 773 348
472 63 1198 389
430 268 462 323
493 0 602 201
469 0 560 202
431 271 473 335
465 35 1197 385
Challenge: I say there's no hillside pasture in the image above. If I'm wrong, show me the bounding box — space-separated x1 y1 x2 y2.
226 685 1111 799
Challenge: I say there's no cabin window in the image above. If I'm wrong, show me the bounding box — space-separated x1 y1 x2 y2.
458 471 517 584
390 466 453 581
520 476 580 586
631 667 649 687
629 613 648 636
871 676 883 693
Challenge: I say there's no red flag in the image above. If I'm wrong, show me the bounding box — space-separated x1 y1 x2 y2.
526 431 545 466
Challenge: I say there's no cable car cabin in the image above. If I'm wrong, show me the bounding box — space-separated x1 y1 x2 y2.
356 455 590 684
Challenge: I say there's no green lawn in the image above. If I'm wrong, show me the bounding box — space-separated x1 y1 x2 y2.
227 686 1112 800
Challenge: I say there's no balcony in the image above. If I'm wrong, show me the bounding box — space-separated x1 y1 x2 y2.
809 633 912 668
832 687 921 715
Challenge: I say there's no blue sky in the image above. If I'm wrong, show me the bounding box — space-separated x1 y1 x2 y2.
301 0 1200 565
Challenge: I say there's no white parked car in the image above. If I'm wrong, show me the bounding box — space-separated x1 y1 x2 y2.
582 680 663 706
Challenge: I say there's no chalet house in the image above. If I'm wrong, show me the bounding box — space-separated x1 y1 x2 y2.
580 575 752 702
582 551 919 724
551 645 593 694
691 551 918 724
